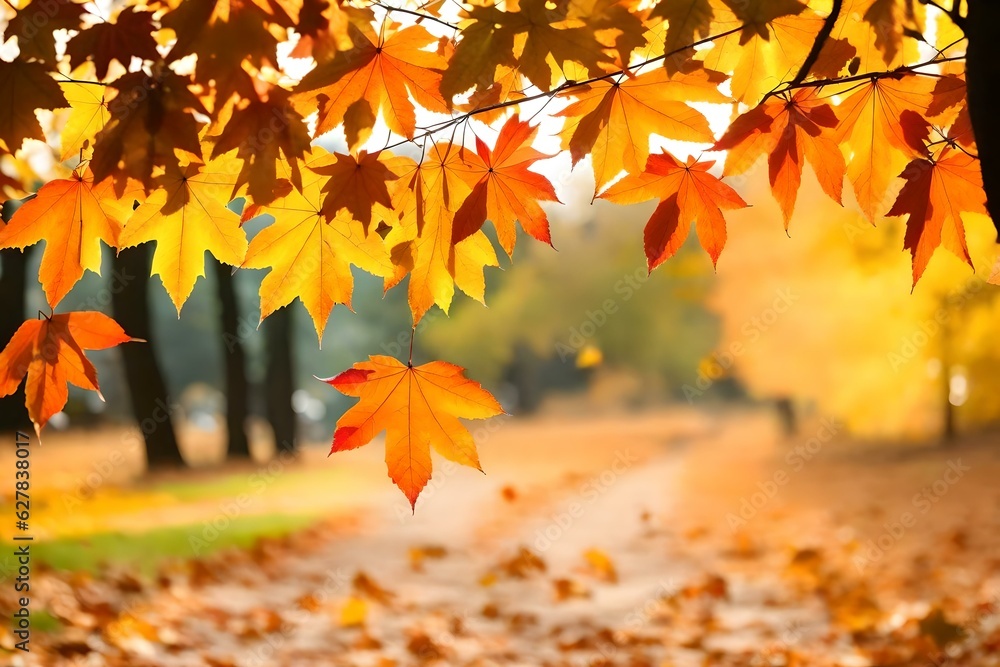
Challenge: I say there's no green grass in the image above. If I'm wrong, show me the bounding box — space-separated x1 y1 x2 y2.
4 513 318 576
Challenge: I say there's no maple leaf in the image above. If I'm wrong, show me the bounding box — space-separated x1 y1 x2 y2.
90 67 208 192
0 58 68 153
557 63 726 194
831 73 935 221
6 0 84 64
160 0 282 106
292 20 448 147
567 0 647 66
442 0 613 97
701 1 851 104
887 149 986 285
208 85 311 205
451 115 560 256
241 148 394 341
439 4 518 100
0 165 142 308
0 312 134 437
651 0 714 72
118 156 247 313
66 7 160 81
714 88 845 225
310 150 400 234
59 81 110 161
383 142 500 324
322 355 504 508
600 150 748 270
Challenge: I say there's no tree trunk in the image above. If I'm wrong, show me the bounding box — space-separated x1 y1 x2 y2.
214 260 251 459
0 202 29 432
265 307 297 455
112 245 186 469
965 0 1000 239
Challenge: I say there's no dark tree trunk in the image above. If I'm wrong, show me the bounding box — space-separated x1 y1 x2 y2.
263 307 298 453
0 201 29 432
213 261 251 459
265 307 297 456
965 0 1000 239
112 245 186 469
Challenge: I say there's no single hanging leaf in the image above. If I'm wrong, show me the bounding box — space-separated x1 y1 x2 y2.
831 73 935 221
0 58 69 153
241 147 394 341
292 20 448 147
600 150 747 270
118 155 247 314
321 356 504 508
557 64 726 195
452 114 560 256
886 149 986 286
0 165 142 308
383 142 499 324
0 312 135 437
714 88 845 226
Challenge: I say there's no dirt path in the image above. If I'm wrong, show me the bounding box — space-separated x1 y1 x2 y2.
9 409 1000 666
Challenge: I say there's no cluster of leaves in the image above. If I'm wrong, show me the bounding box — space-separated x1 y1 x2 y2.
0 0 989 505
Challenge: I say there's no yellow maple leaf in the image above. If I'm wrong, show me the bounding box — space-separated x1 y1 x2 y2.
384 142 499 325
118 155 248 313
241 147 394 341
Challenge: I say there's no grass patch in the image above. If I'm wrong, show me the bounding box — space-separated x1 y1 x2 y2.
5 513 317 576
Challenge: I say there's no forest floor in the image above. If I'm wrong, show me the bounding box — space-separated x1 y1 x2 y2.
1 407 999 666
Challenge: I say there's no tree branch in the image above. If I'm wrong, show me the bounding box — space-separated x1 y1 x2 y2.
371 1 459 30
788 0 842 88
767 54 966 99
384 24 747 152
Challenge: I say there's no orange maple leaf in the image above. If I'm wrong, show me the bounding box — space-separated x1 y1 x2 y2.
0 166 142 308
714 88 845 226
600 150 747 270
887 149 986 285
0 312 135 437
322 356 504 508
830 73 935 221
451 115 560 256
556 64 725 194
292 20 448 147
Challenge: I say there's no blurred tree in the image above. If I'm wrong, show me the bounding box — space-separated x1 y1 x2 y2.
214 260 251 459
265 307 297 455
422 217 718 404
112 245 186 468
711 176 1000 441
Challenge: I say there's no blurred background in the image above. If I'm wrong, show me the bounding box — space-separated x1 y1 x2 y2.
2 159 1000 665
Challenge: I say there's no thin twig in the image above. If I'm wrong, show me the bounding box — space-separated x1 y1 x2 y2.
371 1 459 30
384 24 747 152
767 54 966 99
